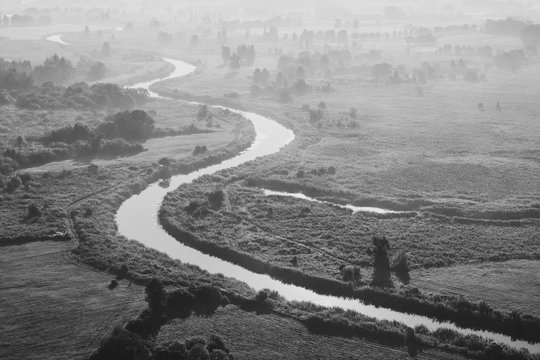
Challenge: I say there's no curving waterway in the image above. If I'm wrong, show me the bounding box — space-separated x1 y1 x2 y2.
112 57 539 352
46 34 69 45
262 188 405 214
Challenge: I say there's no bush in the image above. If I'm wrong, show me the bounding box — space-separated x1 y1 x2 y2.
392 251 411 284
207 189 225 209
27 203 42 218
145 278 167 315
97 110 155 141
87 62 107 81
6 176 22 193
89 327 151 360
193 145 208 155
108 279 118 290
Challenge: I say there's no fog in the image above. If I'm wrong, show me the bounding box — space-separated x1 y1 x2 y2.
1 1 540 359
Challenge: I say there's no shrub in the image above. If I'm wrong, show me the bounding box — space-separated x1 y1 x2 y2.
145 278 167 315
6 176 22 193
27 203 42 218
207 189 225 209
392 251 411 284
193 145 208 155
89 327 151 360
185 336 207 350
97 110 155 141
342 265 361 284
108 279 118 290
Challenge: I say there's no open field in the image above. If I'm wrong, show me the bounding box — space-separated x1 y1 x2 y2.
411 260 540 317
161 181 540 276
0 240 146 360
157 305 462 360
24 100 251 171
2 9 540 359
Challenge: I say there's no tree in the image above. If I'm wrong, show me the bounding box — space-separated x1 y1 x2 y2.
97 110 155 140
228 53 240 70
371 63 393 82
370 236 393 287
521 24 540 47
342 265 361 284
208 189 225 209
221 46 231 64
190 35 199 47
392 251 411 284
405 328 419 357
197 105 209 120
101 42 112 57
28 203 41 218
87 62 106 81
145 278 166 315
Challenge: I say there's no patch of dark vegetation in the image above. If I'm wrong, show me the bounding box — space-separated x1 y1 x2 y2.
91 278 235 360
1 109 160 168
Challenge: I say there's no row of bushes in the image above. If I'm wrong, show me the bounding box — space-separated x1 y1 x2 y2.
3 138 144 168
11 81 148 111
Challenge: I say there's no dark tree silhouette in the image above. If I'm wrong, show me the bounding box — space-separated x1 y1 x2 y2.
370 236 393 288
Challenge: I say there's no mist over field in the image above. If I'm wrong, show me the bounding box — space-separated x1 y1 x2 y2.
1 1 539 359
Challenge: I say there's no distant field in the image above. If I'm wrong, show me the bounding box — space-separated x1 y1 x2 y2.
157 305 461 360
24 99 250 172
0 240 146 360
411 260 540 317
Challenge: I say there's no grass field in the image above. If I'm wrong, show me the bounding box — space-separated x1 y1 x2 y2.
155 25 540 323
411 260 540 317
0 240 146 360
3 19 540 359
157 305 462 360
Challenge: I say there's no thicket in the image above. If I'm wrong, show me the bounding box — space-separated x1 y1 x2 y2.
2 109 156 168
90 279 235 360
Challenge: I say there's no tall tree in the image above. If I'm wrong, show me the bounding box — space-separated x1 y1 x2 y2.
370 236 393 287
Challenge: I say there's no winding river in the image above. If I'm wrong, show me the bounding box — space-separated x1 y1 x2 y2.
42 34 538 352
111 58 539 352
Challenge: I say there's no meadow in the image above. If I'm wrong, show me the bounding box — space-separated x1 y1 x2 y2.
0 240 146 360
2 12 540 360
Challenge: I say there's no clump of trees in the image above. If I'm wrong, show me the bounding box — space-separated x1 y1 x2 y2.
494 50 529 71
486 18 529 37
32 54 74 84
97 109 155 141
14 82 148 111
369 236 411 287
90 278 234 360
86 62 107 81
521 24 540 47
2 110 154 169
221 44 256 69
193 145 208 155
